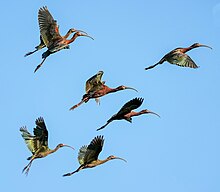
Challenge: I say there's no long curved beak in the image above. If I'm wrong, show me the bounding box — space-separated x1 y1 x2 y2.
75 29 88 34
63 144 75 150
114 157 127 163
199 44 212 49
146 110 160 118
81 33 94 40
124 86 138 92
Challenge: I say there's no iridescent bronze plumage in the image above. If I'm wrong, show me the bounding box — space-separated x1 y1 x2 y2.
145 43 212 70
25 6 93 72
63 136 126 176
69 71 137 110
20 117 74 175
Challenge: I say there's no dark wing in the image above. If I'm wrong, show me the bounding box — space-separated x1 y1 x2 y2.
82 135 104 164
33 117 48 147
20 126 41 154
85 71 104 93
116 98 144 116
169 52 198 68
38 6 61 47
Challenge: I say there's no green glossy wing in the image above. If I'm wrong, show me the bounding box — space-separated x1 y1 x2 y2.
38 6 61 47
85 71 105 104
85 71 104 93
169 52 198 68
78 135 104 165
20 126 41 154
20 117 49 154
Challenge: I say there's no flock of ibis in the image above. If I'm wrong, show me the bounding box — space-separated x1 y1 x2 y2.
20 6 212 176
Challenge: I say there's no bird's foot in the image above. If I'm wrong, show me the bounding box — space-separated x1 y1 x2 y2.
24 49 37 57
22 165 30 176
63 172 73 177
34 64 42 73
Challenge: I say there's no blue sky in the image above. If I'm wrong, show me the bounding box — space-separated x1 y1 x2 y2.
1 0 219 191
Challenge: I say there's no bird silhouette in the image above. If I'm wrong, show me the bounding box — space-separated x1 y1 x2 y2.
97 98 160 131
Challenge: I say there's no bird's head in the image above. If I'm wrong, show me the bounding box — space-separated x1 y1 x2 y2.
68 28 78 33
57 143 75 150
75 31 94 40
107 155 127 162
140 109 160 118
69 28 87 34
190 43 212 49
116 85 138 92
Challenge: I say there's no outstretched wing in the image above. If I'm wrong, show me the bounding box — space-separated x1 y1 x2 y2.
85 71 104 93
20 126 41 154
20 117 49 155
169 52 198 68
78 145 88 165
116 97 144 116
78 135 104 165
33 117 48 147
38 6 61 47
85 71 105 105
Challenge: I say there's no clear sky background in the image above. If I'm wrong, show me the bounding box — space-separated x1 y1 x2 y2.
1 0 219 191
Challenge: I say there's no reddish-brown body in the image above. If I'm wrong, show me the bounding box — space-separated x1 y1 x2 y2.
25 6 93 73
124 110 151 119
90 85 126 98
145 43 212 70
70 84 137 110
